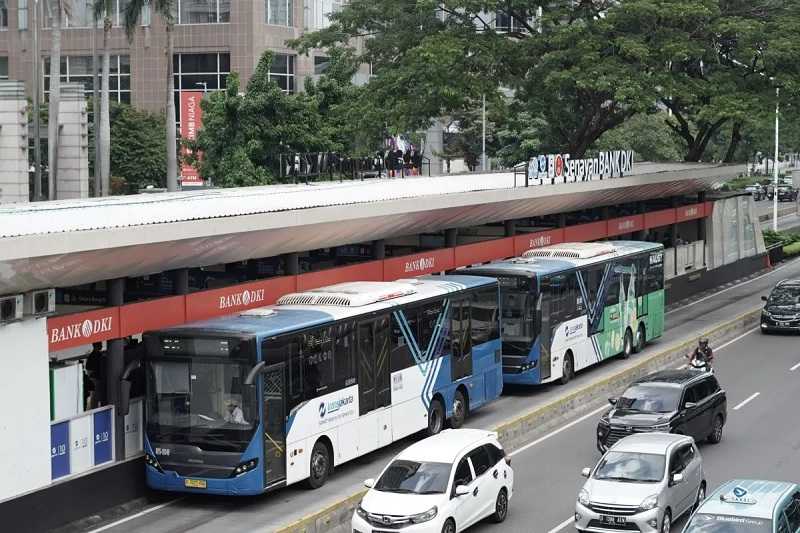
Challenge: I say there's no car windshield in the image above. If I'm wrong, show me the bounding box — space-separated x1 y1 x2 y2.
593 452 664 483
684 513 773 533
374 460 452 495
617 384 680 413
768 286 800 308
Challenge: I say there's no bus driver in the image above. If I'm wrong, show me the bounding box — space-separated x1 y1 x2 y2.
224 397 248 425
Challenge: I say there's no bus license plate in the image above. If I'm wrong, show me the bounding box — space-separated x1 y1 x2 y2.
184 479 207 489
601 515 626 525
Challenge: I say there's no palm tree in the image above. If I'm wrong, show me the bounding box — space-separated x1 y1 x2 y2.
48 0 65 199
124 0 178 191
93 0 113 196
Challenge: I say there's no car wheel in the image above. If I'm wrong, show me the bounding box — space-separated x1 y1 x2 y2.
491 488 509 523
442 518 456 533
560 352 574 385
634 324 646 353
707 415 724 444
621 329 634 359
661 510 671 533
450 390 468 429
693 483 706 513
305 440 331 489
427 398 445 436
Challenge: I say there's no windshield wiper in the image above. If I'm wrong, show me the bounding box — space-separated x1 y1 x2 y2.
417 490 444 495
378 488 415 494
597 476 639 483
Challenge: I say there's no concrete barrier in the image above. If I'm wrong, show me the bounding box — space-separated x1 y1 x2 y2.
275 306 762 533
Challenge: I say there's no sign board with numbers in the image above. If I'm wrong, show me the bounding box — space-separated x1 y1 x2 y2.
50 421 70 480
94 408 114 465
49 406 115 482
69 415 93 474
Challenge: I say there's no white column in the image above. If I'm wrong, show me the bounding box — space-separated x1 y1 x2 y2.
0 81 31 204
56 83 91 199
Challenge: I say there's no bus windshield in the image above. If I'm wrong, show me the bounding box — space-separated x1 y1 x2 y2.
499 276 537 356
146 359 257 453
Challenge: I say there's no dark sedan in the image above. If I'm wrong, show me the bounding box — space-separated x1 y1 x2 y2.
761 280 800 333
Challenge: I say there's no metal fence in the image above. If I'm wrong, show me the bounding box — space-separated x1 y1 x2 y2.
279 152 431 183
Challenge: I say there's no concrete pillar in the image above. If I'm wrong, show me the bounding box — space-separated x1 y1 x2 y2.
445 228 458 248
170 268 189 295
106 278 126 461
372 239 386 260
0 81 30 204
504 220 516 237
558 213 567 229
602 206 611 220
425 120 445 176
56 83 90 199
284 253 300 275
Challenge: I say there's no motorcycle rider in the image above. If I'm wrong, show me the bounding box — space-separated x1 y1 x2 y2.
686 338 714 371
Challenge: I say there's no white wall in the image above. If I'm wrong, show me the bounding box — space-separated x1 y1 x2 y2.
0 318 52 502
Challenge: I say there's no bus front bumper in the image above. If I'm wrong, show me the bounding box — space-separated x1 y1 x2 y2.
146 465 266 496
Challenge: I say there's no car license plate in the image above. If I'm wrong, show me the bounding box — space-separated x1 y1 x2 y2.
601 515 626 525
184 478 207 489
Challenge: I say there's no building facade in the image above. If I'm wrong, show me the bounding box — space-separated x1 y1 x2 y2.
0 0 350 120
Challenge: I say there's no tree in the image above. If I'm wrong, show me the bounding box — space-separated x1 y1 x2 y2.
93 0 113 196
124 0 178 191
47 0 65 199
593 112 684 162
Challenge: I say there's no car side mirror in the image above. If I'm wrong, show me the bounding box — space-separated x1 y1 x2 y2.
608 398 617 406
672 473 684 485
762 296 768 302
684 402 697 409
455 485 471 497
364 478 375 489
581 467 592 478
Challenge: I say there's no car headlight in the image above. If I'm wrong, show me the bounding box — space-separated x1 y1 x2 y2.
639 494 659 511
578 488 590 506
409 506 438 524
356 504 368 520
648 423 671 432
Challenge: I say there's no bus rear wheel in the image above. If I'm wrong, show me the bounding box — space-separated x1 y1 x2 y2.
634 324 646 353
559 352 574 385
450 389 468 429
427 398 445 436
306 439 331 489
621 329 634 359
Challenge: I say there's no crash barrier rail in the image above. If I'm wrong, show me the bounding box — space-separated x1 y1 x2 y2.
274 307 762 533
767 242 786 265
279 152 431 183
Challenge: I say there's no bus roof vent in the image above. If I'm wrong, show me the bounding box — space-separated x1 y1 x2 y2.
276 282 417 308
522 242 618 260
239 308 276 318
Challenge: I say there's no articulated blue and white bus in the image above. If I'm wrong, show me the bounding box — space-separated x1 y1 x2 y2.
142 275 503 495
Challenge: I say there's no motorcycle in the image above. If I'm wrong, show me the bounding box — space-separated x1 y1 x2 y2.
687 356 713 373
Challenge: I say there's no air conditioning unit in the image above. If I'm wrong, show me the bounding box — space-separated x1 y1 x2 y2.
24 289 55 316
0 294 23 324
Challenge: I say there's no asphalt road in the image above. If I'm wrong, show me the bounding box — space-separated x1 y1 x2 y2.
469 324 800 533
82 256 800 533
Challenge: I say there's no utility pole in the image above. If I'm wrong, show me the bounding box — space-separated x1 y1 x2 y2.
773 86 780 232
32 0 42 200
92 13 101 196
481 93 487 172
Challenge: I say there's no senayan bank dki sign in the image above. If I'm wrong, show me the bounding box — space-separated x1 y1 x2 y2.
526 150 635 184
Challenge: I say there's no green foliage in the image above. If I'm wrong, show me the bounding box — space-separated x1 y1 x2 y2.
764 229 800 247
109 104 167 190
784 241 800 257
593 112 684 162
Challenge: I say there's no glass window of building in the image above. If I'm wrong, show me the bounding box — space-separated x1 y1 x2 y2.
43 55 131 104
176 0 230 24
314 56 330 76
266 0 293 26
0 0 7 28
17 0 27 30
306 0 343 30
269 54 295 93
0 57 7 79
173 52 231 122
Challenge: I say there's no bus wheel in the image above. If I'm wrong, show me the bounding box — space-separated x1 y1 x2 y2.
559 352 574 385
621 329 634 359
306 440 331 489
427 398 445 436
634 324 646 353
450 389 468 429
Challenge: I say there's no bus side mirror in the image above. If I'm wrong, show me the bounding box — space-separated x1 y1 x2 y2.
244 361 266 385
761 296 768 302
119 379 132 417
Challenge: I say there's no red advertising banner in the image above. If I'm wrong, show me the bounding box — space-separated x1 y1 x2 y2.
180 91 204 186
454 237 515 268
564 220 607 242
120 296 186 337
676 203 705 223
607 214 644 237
383 249 455 281
48 307 121 352
644 208 677 229
513 228 565 256
185 276 297 323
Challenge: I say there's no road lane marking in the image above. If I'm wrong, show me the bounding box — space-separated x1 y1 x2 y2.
733 392 761 411
509 405 609 458
716 327 759 351
791 361 800 372
547 516 575 533
86 498 183 533
667 258 800 314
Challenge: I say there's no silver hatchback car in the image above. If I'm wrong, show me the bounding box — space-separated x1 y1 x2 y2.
576 433 706 533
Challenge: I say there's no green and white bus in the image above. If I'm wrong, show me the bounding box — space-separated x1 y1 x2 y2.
463 241 665 385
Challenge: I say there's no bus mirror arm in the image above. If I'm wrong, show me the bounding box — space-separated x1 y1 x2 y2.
118 360 141 417
245 361 267 385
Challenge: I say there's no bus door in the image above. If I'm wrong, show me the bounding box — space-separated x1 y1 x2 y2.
262 363 287 485
451 299 473 381
539 279 552 381
357 316 392 449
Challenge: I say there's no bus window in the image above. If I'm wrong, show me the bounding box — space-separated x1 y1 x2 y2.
286 337 303 411
418 300 448 358
334 321 356 388
499 276 536 356
390 307 418 372
451 298 472 360
606 272 620 306
471 287 499 345
302 327 334 398
647 255 664 292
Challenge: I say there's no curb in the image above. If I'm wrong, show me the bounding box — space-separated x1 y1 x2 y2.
758 206 795 222
274 306 762 533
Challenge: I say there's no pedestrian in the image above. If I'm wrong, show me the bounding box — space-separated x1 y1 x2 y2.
403 149 412 176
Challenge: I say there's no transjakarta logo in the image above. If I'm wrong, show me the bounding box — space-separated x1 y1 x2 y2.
405 257 435 273
50 317 114 344
528 234 552 248
319 395 354 418
218 288 266 310
564 322 584 338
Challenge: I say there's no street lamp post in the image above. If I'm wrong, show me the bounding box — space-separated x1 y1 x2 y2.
32 0 42 200
773 86 780 232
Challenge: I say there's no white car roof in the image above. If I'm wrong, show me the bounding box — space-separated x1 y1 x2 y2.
610 433 692 455
397 429 498 463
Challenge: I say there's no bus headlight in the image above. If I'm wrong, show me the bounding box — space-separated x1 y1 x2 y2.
409 506 438 524
231 458 259 477
145 453 164 473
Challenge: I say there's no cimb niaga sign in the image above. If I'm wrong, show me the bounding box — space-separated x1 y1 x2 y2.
527 150 635 184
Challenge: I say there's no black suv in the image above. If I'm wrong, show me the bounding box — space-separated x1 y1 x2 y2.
761 279 800 333
597 369 727 452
